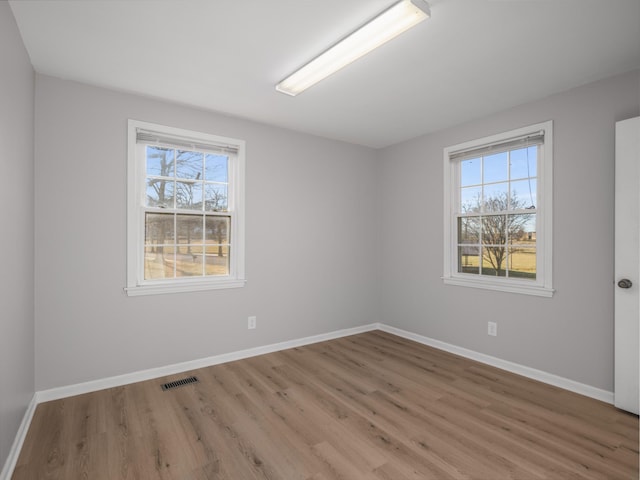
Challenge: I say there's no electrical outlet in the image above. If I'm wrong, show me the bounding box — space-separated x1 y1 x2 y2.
488 321 497 336
248 316 257 330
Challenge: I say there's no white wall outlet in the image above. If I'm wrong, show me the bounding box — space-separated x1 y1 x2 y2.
248 316 257 330
488 321 497 336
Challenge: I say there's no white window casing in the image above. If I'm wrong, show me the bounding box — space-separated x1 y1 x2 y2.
443 121 553 297
126 119 246 296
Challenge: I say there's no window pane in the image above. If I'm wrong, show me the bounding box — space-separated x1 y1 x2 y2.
509 247 536 279
461 186 482 213
145 213 174 245
204 245 230 276
458 246 479 274
205 154 228 182
175 245 204 277
146 178 174 208
176 182 203 210
146 146 174 177
482 215 507 245
176 214 203 244
483 183 509 212
176 150 203 180
510 146 537 180
483 152 508 183
482 246 507 277
508 213 536 244
510 179 537 210
205 184 228 211
144 246 175 280
458 217 479 244
205 216 230 244
461 158 481 186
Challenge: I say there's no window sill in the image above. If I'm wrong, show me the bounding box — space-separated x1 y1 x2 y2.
125 279 246 296
442 276 554 297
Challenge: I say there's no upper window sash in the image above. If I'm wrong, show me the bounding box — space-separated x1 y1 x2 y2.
135 142 235 214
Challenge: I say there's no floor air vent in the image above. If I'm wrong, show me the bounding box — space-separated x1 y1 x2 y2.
161 376 199 391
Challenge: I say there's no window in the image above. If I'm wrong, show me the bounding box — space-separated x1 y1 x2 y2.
126 120 245 296
443 121 553 297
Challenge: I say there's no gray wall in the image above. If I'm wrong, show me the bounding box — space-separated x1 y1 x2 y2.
0 2 35 470
28 49 640 396
378 70 640 391
34 75 379 390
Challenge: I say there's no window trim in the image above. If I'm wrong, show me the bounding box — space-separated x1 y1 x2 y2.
125 119 246 296
443 121 554 297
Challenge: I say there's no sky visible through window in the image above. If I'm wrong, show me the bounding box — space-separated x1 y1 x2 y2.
145 146 229 212
460 146 537 233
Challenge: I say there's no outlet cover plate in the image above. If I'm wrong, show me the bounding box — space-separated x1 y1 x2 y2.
488 321 497 336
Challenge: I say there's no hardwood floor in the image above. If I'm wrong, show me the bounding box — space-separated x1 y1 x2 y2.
13 331 639 479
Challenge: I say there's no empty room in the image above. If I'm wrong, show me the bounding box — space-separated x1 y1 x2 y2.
1 0 639 479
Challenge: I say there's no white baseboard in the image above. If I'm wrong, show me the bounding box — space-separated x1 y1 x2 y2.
3 321 615 480
377 324 614 404
0 393 38 480
34 321 616 405
37 323 380 403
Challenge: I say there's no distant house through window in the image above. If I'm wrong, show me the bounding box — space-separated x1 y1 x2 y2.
443 121 553 297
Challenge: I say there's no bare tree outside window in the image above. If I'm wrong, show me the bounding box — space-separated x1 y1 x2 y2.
459 191 536 278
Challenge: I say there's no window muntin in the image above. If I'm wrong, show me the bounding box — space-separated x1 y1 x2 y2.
127 120 245 296
443 121 553 297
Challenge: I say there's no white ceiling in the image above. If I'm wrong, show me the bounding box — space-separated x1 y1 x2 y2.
9 0 640 148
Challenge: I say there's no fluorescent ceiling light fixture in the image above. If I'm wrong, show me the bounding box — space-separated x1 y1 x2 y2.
276 0 431 96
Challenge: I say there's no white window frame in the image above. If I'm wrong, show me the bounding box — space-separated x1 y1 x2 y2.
443 121 553 297
126 119 245 296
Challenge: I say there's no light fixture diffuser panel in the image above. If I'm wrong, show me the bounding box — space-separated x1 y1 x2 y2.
276 0 430 96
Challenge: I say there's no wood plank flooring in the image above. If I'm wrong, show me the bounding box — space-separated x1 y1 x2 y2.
13 331 639 479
